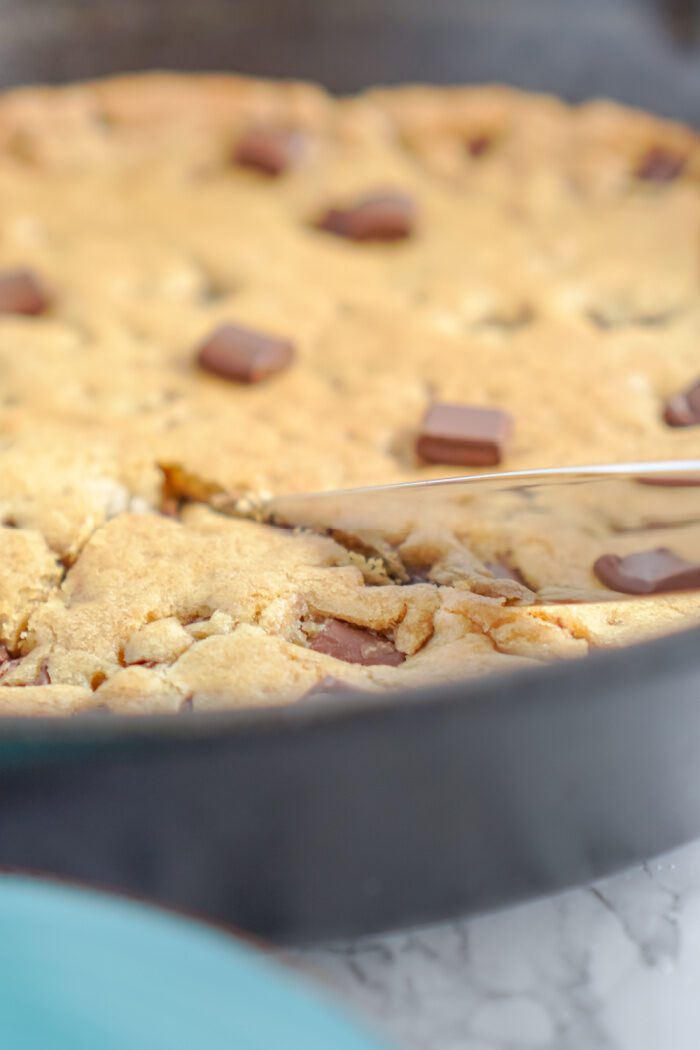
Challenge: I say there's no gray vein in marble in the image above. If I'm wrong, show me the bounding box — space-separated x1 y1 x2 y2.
288 839 700 1050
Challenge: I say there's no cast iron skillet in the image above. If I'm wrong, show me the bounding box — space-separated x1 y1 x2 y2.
0 0 699 942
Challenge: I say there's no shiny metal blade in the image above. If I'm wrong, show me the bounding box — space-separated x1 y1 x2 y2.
267 460 700 602
268 460 700 520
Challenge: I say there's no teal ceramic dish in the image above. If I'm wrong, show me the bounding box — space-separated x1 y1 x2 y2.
0 876 390 1050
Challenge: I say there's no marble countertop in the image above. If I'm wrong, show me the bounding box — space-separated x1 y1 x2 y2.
290 838 700 1049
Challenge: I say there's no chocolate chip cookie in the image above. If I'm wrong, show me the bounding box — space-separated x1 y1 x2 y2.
0 74 696 714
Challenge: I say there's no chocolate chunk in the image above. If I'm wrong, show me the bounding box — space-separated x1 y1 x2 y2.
467 134 492 157
664 378 700 427
309 620 405 667
0 270 50 316
416 402 513 467
636 147 687 183
197 323 294 384
233 126 305 176
594 548 700 595
316 191 416 242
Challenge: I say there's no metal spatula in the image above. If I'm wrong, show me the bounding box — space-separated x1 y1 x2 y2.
266 460 700 600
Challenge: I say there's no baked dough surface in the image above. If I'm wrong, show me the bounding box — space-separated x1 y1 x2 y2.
0 73 698 714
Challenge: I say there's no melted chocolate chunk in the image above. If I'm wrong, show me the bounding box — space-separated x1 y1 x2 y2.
309 620 405 667
664 378 700 427
594 547 700 595
0 270 50 316
467 134 492 157
233 126 305 176
636 147 687 183
416 402 513 467
316 191 416 242
197 323 294 384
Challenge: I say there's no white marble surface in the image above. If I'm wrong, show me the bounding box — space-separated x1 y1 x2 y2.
289 838 700 1049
